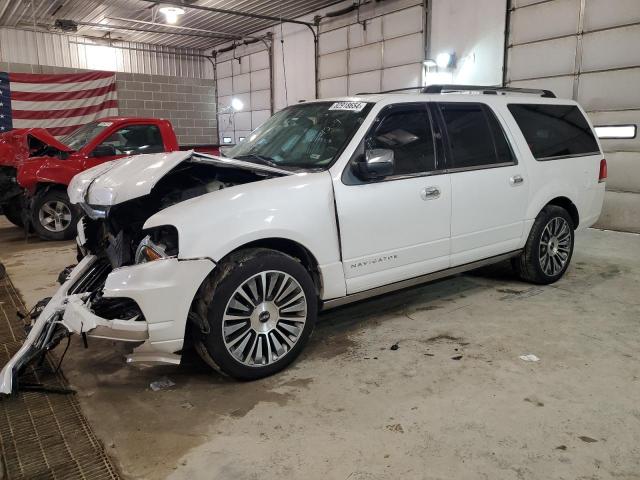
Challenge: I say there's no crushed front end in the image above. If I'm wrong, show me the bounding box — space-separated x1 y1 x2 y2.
0 151 284 395
0 237 215 395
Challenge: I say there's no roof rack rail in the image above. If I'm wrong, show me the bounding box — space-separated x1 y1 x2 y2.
355 86 426 95
421 84 556 98
356 84 556 98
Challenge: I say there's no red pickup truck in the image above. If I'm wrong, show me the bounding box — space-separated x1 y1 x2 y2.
0 117 219 240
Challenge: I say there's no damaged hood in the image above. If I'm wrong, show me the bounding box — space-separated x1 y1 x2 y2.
0 128 73 168
68 150 291 206
26 128 74 152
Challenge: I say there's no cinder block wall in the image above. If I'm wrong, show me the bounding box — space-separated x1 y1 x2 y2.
115 73 217 145
0 61 217 146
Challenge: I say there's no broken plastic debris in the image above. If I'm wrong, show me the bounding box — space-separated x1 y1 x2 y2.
149 377 175 391
519 354 540 362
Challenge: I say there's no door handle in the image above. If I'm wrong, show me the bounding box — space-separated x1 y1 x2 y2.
510 174 524 186
420 186 441 200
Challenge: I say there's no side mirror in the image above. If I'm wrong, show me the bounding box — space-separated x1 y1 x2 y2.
355 148 395 180
91 144 117 158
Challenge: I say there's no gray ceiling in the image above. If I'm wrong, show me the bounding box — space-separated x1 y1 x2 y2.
0 0 343 50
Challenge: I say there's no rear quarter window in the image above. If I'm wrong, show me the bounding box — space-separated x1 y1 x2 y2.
508 104 600 160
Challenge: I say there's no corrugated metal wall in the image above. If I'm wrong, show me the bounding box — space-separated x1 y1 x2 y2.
0 27 210 78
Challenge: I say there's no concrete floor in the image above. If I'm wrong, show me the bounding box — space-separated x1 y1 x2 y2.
1 217 639 480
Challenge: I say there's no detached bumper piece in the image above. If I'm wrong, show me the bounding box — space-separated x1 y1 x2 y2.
0 255 149 395
2 310 70 395
1 253 215 394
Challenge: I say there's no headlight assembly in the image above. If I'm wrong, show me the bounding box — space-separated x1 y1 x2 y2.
80 203 110 220
134 226 179 264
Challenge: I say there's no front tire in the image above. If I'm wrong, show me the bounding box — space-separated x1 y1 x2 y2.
31 189 79 241
196 248 317 380
514 205 575 284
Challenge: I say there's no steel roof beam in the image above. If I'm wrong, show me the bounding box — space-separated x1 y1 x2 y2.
105 16 263 41
63 19 244 41
137 0 317 27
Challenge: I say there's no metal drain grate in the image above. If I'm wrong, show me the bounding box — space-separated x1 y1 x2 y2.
0 266 120 479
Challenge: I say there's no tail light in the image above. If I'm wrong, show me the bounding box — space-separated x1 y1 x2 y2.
599 158 607 183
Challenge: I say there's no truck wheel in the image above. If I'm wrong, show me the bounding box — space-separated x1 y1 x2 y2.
31 189 79 241
513 205 575 284
196 248 317 380
3 196 24 228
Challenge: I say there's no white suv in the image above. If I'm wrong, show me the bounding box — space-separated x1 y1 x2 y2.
1 85 607 393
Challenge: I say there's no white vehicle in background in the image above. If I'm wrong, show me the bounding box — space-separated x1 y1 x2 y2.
1 84 606 394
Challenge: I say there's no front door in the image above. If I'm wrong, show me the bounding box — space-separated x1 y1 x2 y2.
435 102 529 266
332 103 451 294
84 124 165 169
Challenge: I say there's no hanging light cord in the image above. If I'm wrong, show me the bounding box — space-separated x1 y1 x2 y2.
280 19 289 106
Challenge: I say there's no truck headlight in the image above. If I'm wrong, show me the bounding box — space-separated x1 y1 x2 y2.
135 226 178 264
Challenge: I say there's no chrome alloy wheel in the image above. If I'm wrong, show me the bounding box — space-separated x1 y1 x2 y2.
38 200 72 233
222 270 308 367
539 217 572 276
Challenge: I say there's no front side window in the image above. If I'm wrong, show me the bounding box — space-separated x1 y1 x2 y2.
226 101 373 170
439 103 514 169
367 109 435 175
98 124 164 155
508 104 600 160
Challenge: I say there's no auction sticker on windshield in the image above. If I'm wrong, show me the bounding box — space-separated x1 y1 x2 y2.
329 102 367 112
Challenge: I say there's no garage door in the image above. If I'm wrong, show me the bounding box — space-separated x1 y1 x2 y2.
318 1 425 97
216 48 272 144
505 0 640 232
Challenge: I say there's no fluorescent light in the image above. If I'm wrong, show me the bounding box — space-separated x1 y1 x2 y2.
231 98 244 111
159 5 185 24
223 136 233 144
595 125 637 139
86 45 117 71
238 137 246 142
436 52 453 69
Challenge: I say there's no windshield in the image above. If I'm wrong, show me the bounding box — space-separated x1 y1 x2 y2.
60 121 113 151
226 101 373 170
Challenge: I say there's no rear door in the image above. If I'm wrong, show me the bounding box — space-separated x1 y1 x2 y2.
435 102 529 266
333 103 451 294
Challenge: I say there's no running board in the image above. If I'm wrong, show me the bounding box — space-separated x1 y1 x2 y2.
321 250 522 310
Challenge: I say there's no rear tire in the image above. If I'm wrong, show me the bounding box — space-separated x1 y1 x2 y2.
31 189 79 241
3 196 24 228
513 205 574 284
195 248 317 380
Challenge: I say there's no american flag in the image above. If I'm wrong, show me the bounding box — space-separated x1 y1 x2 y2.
0 71 118 137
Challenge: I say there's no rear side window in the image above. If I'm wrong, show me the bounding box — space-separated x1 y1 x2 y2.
508 104 600 160
439 103 514 169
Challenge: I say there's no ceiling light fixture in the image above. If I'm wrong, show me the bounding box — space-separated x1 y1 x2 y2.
159 5 185 24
